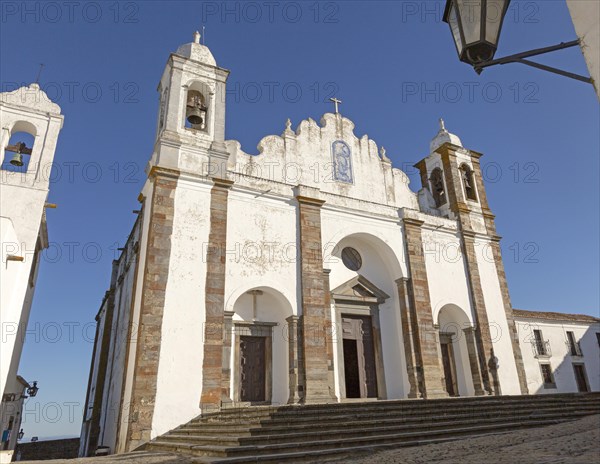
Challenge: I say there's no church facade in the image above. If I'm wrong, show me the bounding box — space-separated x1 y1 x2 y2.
79 34 597 457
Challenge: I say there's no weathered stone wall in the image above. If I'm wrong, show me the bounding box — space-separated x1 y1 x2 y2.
15 438 79 461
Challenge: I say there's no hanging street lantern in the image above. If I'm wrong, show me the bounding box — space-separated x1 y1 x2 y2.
26 381 39 397
443 0 511 66
442 0 593 84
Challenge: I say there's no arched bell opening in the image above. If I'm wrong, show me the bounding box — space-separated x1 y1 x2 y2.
429 167 447 207
183 85 208 132
459 163 478 202
2 123 36 173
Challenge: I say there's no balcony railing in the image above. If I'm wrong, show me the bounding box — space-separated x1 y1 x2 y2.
568 341 584 357
532 340 551 358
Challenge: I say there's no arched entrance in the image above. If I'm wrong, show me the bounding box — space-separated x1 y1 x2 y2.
437 304 483 397
228 287 293 405
332 275 389 399
326 232 407 400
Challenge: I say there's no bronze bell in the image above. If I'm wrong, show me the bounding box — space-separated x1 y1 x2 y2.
186 105 204 126
10 152 24 167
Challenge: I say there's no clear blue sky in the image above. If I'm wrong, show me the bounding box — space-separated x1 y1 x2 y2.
1 1 598 440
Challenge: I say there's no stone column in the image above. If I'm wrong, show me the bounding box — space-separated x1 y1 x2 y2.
470 156 528 393
85 289 116 455
402 218 448 399
286 315 304 404
323 269 338 401
126 167 178 451
433 324 446 393
221 311 235 406
462 232 496 395
486 237 528 394
296 189 335 403
463 327 485 395
200 177 234 409
395 277 419 398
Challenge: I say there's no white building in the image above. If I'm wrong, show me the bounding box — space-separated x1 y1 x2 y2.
515 310 599 394
80 34 598 457
567 0 600 98
0 84 63 463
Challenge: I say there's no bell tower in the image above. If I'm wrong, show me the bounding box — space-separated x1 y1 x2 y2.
414 120 529 397
0 83 63 410
124 33 233 451
151 31 230 178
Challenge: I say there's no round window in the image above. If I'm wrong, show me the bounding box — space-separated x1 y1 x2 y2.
341 247 362 271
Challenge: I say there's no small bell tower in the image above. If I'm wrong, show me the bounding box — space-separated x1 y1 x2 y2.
0 83 63 408
414 118 483 219
414 119 530 397
152 31 230 178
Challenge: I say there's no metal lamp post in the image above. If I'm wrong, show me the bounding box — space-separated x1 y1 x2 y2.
443 0 592 84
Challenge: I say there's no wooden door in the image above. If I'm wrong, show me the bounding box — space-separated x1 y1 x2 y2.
440 341 458 397
240 336 266 402
573 364 589 392
342 315 378 398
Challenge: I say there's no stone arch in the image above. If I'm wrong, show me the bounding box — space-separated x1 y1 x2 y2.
326 231 407 400
10 120 37 136
326 230 404 284
228 286 293 406
437 304 481 397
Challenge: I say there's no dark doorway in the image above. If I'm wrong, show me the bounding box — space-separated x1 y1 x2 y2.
573 364 589 392
343 339 360 398
342 315 378 398
440 338 458 397
240 336 266 402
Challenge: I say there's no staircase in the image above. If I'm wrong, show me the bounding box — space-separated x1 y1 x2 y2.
144 393 600 463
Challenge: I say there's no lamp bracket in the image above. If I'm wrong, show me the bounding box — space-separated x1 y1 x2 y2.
474 40 593 84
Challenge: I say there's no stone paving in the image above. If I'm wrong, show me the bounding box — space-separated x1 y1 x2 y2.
17 414 600 464
342 414 600 464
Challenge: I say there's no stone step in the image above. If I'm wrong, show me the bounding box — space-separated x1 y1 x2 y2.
195 395 600 423
174 406 599 437
144 393 600 462
193 400 600 426
179 425 570 464
147 417 574 460
198 393 600 420
156 410 593 447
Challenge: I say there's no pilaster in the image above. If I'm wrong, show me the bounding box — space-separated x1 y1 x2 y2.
462 232 496 395
463 327 486 395
395 277 419 398
487 237 529 394
402 218 448 399
296 189 335 404
323 269 338 401
200 177 234 409
286 315 304 404
221 310 235 405
126 167 178 451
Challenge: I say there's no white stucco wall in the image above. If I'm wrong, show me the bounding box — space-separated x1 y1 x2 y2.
0 84 62 407
567 0 600 97
151 177 212 439
475 237 521 395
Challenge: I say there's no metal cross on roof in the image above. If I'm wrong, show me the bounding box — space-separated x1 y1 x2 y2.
329 97 342 114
